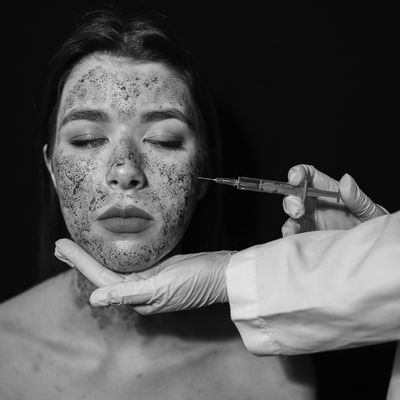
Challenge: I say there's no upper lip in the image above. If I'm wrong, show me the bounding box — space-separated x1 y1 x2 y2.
98 205 153 220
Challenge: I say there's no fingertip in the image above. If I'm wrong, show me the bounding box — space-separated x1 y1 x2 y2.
133 305 151 315
54 239 66 255
55 238 65 247
90 287 122 306
339 173 358 201
340 173 353 187
89 290 109 307
283 195 305 219
281 218 300 237
55 238 70 246
55 238 75 252
54 241 76 268
288 165 305 185
281 226 292 237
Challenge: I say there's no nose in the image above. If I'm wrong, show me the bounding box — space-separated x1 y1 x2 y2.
106 147 147 191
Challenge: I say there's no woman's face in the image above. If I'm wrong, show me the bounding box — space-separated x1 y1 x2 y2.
48 54 204 273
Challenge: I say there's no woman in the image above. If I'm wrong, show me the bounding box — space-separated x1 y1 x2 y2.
0 9 316 399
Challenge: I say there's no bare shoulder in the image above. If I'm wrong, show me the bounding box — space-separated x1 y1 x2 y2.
0 272 72 399
210 336 316 399
0 271 71 329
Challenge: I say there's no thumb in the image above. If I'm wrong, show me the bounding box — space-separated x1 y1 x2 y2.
339 174 388 221
89 279 154 307
55 239 124 287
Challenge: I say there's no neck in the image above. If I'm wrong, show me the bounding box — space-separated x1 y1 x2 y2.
71 269 235 344
73 269 149 332
72 269 188 340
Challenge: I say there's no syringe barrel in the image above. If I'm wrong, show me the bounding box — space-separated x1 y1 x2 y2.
237 177 303 196
261 181 304 196
236 176 264 192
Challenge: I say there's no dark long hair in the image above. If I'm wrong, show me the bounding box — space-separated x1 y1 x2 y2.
36 8 227 282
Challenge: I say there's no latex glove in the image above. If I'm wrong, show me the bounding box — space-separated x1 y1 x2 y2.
282 164 388 236
55 238 232 314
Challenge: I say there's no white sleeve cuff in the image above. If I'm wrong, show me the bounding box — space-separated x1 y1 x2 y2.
226 246 282 356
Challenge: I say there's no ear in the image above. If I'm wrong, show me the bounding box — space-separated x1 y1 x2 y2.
43 144 57 189
198 179 209 200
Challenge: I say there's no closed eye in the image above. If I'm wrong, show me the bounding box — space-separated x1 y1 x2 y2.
146 139 184 150
71 137 108 149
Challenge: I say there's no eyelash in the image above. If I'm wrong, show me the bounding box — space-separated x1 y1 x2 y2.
146 140 184 150
70 138 183 150
71 138 108 149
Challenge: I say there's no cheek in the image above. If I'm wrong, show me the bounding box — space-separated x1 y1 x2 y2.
140 152 201 230
53 150 109 239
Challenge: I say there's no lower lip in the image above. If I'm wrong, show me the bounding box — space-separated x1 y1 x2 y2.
98 217 152 233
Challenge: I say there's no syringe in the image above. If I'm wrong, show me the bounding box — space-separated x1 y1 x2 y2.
199 176 341 202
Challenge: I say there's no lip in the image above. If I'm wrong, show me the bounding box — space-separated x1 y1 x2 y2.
97 205 153 234
99 205 153 220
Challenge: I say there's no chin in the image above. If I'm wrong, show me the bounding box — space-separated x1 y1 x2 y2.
79 235 175 274
105 256 158 274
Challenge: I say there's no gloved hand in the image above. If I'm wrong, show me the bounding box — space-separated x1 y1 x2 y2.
282 164 388 236
55 238 232 314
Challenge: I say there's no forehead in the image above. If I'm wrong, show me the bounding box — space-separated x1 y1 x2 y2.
58 54 191 121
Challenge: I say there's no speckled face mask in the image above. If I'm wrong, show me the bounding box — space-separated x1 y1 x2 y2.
50 54 204 273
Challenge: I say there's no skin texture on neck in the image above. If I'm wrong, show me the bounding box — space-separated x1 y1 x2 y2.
72 268 235 343
74 270 141 332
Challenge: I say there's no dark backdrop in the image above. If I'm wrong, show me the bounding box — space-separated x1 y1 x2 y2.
3 2 397 399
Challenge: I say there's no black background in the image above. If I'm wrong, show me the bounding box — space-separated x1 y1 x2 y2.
2 1 398 399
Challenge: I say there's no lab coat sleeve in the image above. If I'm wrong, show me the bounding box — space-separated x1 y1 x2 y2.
226 211 400 356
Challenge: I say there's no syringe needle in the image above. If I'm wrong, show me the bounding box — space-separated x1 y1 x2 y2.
198 177 238 187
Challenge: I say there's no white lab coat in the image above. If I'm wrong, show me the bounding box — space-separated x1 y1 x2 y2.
226 211 400 398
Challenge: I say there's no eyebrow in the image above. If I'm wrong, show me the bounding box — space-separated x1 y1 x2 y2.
59 109 110 129
59 107 193 129
140 109 192 127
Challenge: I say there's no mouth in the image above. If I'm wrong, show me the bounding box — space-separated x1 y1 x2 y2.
97 205 153 234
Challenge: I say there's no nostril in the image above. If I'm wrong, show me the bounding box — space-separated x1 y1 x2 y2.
129 178 145 189
107 158 147 190
109 177 145 190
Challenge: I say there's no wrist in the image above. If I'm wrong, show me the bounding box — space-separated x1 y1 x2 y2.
219 251 236 303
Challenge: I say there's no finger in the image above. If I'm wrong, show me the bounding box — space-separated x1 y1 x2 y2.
282 216 316 236
289 164 339 192
339 174 388 221
286 165 317 217
304 165 339 192
89 280 153 306
281 218 301 237
287 164 308 185
282 195 305 219
131 305 156 315
55 239 124 287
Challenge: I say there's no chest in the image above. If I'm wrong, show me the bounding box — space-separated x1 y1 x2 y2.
2 338 315 400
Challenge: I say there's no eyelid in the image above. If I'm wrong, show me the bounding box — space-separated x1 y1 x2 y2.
69 135 108 145
143 118 190 136
70 133 106 140
144 135 185 147
145 139 184 150
69 133 109 150
143 126 186 141
144 134 184 142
